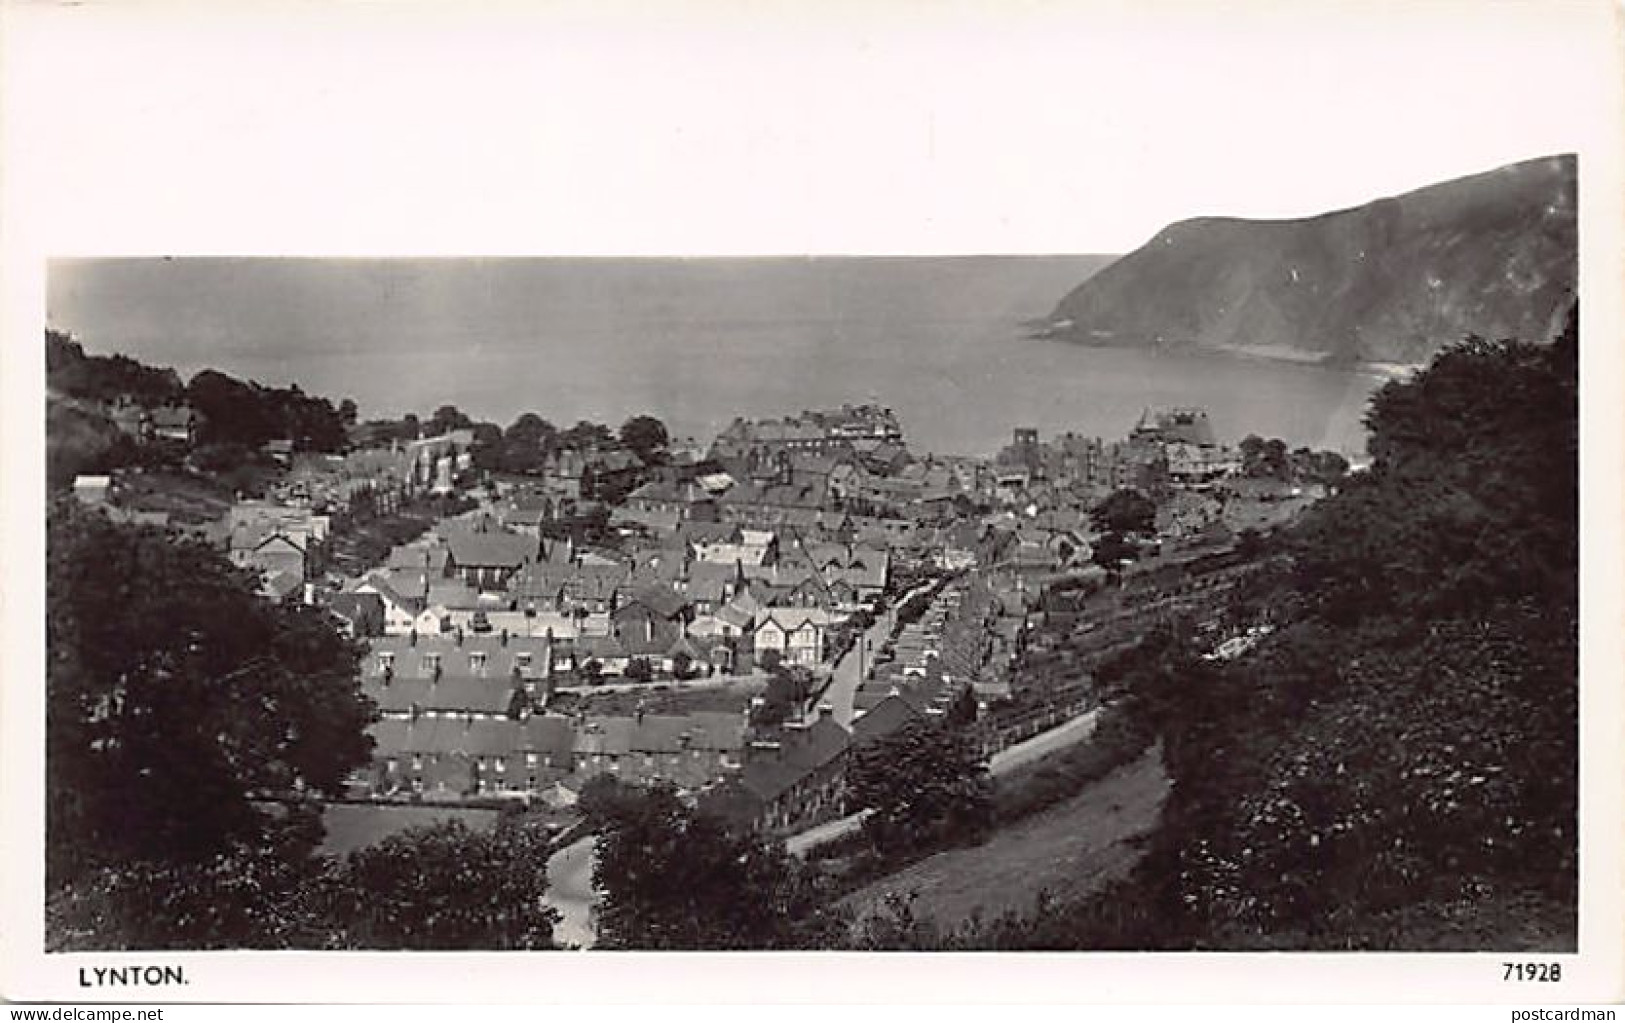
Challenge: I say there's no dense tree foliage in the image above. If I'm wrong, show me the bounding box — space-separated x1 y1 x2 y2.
587 783 842 949
48 814 559 951
619 415 670 465
327 818 557 950
1090 488 1156 535
47 329 184 405
426 404 474 437
968 313 1579 951
187 369 346 452
847 720 993 856
749 665 815 728
1238 434 1290 479
47 499 375 886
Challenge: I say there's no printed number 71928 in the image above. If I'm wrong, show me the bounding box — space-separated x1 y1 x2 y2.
1503 963 1562 982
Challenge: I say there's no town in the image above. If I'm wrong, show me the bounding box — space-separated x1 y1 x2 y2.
61 351 1346 853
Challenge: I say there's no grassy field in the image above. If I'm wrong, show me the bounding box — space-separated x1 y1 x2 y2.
840 746 1169 934
559 680 760 717
319 803 504 857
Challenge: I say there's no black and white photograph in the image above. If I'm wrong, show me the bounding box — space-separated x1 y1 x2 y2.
3 0 1622 1007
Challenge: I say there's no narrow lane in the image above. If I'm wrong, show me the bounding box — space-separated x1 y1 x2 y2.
543 835 598 949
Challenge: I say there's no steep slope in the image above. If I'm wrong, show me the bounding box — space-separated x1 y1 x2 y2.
1045 155 1576 365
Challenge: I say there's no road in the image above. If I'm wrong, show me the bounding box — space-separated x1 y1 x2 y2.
808 579 940 729
988 706 1103 774
784 704 1105 857
543 836 598 949
809 612 895 729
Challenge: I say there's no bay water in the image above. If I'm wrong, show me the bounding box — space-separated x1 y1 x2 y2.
48 257 1384 457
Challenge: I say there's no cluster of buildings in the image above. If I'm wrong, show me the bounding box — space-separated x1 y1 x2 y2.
347 617 985 837
71 393 1336 840
336 514 893 678
101 397 200 447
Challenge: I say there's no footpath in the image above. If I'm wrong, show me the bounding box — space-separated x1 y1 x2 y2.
783 705 1104 857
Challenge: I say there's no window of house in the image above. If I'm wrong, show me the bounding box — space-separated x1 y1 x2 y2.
515 652 532 668
411 755 423 771
526 753 538 767
377 652 395 673
494 759 506 774
469 651 487 672
423 652 440 673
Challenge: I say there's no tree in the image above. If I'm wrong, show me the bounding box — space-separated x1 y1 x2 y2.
558 420 615 451
619 415 670 465
623 657 653 683
1090 488 1156 535
847 720 992 856
1073 315 1582 950
50 813 561 951
426 405 473 437
338 398 359 426
47 499 375 887
671 650 695 680
326 818 558 950
1090 531 1138 570
46 822 336 952
749 665 814 728
496 413 555 475
588 784 841 949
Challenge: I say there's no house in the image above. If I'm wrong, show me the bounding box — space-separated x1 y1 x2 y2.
149 405 199 445
364 633 564 688
230 529 308 583
386 542 452 577
575 633 630 677
443 526 538 591
260 569 304 604
754 609 833 667
610 583 691 668
73 474 113 507
355 574 425 634
262 438 296 465
499 504 552 537
364 717 522 800
327 591 386 637
701 710 852 834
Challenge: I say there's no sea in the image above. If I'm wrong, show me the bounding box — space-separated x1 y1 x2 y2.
46 257 1388 458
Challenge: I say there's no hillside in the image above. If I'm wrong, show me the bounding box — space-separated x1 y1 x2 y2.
1044 155 1576 366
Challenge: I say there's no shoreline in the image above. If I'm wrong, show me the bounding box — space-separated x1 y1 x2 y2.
1034 328 1424 381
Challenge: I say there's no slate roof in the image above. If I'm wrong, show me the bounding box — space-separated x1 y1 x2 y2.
444 527 537 569
387 544 451 573
261 570 304 601
620 582 689 621
736 717 851 802
364 675 517 716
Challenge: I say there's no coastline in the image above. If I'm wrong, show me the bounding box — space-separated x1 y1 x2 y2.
1034 327 1424 382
